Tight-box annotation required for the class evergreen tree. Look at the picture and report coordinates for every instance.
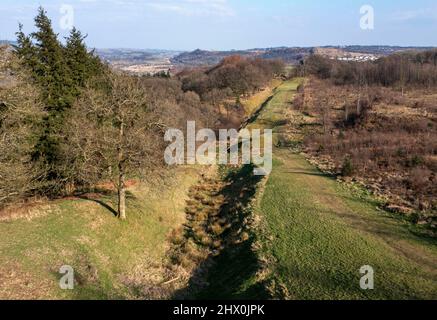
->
[65,27,89,91]
[15,7,105,195]
[64,28,106,95]
[15,23,37,68]
[31,6,74,112]
[27,7,74,192]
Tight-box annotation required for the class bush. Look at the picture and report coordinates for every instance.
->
[341,157,355,176]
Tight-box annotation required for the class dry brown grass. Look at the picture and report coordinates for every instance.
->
[0,261,54,300]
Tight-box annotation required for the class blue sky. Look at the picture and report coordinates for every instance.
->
[1,0,436,50]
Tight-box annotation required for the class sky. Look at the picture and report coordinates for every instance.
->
[0,0,436,50]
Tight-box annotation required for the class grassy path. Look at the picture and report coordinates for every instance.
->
[254,80,437,299]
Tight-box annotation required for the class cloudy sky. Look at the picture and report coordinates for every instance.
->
[0,0,436,50]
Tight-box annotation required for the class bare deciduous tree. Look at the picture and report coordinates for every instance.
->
[0,48,45,208]
[67,73,165,219]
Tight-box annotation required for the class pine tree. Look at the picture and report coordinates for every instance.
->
[31,6,74,112]
[65,27,89,92]
[28,7,74,193]
[64,27,106,95]
[15,7,105,195]
[15,23,37,68]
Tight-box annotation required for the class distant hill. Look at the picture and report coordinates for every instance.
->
[171,47,314,66]
[339,45,436,55]
[171,46,437,66]
[95,48,182,65]
[171,49,257,66]
[0,40,17,46]
[260,47,314,62]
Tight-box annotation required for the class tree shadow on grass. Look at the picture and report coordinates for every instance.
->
[174,164,271,300]
[76,190,136,218]
[284,169,335,178]
[77,196,118,217]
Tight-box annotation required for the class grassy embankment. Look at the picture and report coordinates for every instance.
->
[0,166,201,299]
[241,79,282,116]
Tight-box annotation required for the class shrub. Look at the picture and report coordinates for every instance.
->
[341,157,355,176]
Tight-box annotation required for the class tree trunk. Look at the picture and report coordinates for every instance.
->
[357,92,361,115]
[118,172,126,220]
[344,103,349,122]
[117,120,126,220]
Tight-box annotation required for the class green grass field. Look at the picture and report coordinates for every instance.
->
[252,80,437,299]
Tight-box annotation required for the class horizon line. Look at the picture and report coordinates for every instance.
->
[2,40,436,52]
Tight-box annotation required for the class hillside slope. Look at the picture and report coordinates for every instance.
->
[0,166,202,299]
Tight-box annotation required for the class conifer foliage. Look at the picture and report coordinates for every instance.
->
[15,7,104,195]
